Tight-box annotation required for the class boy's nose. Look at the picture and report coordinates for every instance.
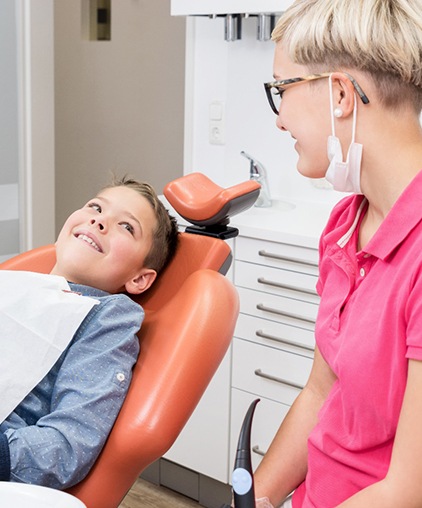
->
[90,218,105,231]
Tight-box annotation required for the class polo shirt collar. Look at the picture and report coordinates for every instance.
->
[337,170,422,261]
[366,170,422,260]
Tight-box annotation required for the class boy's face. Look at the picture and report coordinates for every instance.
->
[51,186,158,294]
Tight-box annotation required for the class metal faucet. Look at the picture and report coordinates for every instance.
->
[241,151,272,207]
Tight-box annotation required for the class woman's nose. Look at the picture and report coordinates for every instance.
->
[276,114,286,131]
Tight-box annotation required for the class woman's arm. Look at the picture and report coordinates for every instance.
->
[337,358,422,508]
[254,346,337,507]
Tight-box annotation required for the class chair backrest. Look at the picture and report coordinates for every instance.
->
[0,233,239,508]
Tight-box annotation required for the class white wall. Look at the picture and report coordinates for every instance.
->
[54,0,186,234]
[185,16,344,207]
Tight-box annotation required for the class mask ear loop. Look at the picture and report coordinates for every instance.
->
[328,74,336,136]
[351,92,357,143]
[329,74,358,142]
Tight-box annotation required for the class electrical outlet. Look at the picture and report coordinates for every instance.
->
[209,101,225,145]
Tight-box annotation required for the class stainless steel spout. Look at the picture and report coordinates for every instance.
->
[241,151,272,208]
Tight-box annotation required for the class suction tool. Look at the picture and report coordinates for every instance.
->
[232,398,260,508]
[221,399,260,508]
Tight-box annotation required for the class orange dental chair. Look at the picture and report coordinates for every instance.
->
[0,173,260,508]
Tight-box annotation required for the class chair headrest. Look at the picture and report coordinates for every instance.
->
[164,173,260,228]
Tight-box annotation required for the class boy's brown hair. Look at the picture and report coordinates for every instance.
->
[106,176,179,275]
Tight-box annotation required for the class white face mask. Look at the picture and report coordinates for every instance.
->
[325,75,363,194]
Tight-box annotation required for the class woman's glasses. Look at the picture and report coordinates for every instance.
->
[264,72,370,115]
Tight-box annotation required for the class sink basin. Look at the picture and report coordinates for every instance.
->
[245,199,296,215]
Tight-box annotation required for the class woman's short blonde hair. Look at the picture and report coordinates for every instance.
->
[272,0,422,110]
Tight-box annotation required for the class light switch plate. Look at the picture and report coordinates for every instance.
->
[209,101,225,145]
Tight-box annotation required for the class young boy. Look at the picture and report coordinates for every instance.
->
[0,176,179,489]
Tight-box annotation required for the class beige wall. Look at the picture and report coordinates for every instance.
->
[54,0,185,234]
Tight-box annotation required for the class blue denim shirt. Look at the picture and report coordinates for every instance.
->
[0,283,142,489]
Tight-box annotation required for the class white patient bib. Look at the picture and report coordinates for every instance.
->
[0,271,99,422]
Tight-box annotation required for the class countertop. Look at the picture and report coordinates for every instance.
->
[231,196,338,249]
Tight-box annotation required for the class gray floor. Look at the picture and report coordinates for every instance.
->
[119,477,204,508]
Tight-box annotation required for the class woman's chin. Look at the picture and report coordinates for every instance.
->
[296,159,327,180]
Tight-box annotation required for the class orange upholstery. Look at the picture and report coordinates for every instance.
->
[0,244,57,274]
[164,172,260,226]
[0,234,239,508]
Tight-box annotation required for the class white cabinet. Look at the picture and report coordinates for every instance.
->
[171,0,292,16]
[232,339,312,406]
[229,236,318,472]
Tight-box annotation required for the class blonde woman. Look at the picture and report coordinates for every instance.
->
[255,1,422,507]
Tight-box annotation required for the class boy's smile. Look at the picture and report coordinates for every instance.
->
[74,231,103,252]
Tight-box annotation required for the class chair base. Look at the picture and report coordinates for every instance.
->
[185,225,239,240]
[141,458,232,508]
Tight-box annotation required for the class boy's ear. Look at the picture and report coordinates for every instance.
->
[125,268,157,295]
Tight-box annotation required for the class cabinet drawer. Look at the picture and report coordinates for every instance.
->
[235,260,319,303]
[229,389,289,473]
[238,287,318,330]
[236,237,318,276]
[232,339,312,405]
[235,313,315,356]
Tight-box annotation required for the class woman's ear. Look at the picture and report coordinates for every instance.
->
[330,72,356,118]
[125,268,157,295]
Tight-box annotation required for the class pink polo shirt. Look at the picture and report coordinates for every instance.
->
[293,170,422,507]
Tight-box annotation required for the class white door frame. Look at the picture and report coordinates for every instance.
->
[16,0,55,251]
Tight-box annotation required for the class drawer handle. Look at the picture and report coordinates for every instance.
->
[257,277,318,296]
[252,445,266,457]
[256,330,314,352]
[258,250,318,268]
[254,368,305,390]
[256,303,316,325]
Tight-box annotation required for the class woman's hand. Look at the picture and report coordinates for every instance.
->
[256,497,275,508]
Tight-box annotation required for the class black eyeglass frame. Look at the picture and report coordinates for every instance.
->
[264,72,370,115]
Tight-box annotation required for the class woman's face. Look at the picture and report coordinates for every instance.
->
[272,43,332,179]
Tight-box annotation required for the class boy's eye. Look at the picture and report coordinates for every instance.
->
[121,222,134,235]
[88,202,102,213]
